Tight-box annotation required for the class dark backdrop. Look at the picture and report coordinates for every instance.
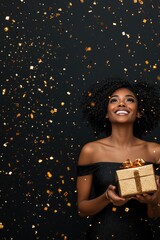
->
[1,0,160,239]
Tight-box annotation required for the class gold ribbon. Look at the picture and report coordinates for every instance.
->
[134,170,142,194]
[122,158,145,169]
[122,158,145,194]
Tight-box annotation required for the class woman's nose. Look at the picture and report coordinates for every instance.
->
[118,101,125,107]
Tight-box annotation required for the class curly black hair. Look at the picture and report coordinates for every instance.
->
[81,77,160,137]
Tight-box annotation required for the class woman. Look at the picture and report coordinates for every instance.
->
[77,78,160,240]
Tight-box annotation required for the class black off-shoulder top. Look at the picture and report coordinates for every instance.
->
[77,162,160,240]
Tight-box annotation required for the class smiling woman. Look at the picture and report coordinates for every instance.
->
[106,88,139,125]
[77,77,160,240]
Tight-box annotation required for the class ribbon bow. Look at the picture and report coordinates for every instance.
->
[122,158,146,169]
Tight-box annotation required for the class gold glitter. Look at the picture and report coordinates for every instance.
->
[112,207,117,212]
[153,64,157,69]
[64,192,68,197]
[47,171,52,178]
[38,159,43,163]
[0,223,4,229]
[46,190,53,196]
[125,207,130,212]
[38,58,43,63]
[67,202,71,207]
[5,16,10,20]
[4,27,9,32]
[61,102,65,106]
[55,13,60,17]
[50,108,58,114]
[138,0,144,4]
[85,46,92,52]
[2,89,6,95]
[90,102,95,107]
[16,113,21,118]
[58,188,62,193]
[30,113,34,119]
[86,64,92,69]
[145,60,149,65]
[88,91,92,97]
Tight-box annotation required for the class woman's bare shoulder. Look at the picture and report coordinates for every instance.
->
[146,141,160,163]
[78,140,104,165]
[146,141,160,149]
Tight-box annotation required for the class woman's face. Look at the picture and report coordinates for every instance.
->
[106,88,139,123]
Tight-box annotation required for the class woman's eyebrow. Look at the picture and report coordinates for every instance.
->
[110,94,135,98]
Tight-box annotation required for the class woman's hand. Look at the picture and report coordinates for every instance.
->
[134,176,160,218]
[105,185,131,206]
[134,176,160,206]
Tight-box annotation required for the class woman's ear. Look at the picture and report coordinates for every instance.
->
[106,113,109,118]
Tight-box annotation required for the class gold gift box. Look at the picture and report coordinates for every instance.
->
[116,164,157,197]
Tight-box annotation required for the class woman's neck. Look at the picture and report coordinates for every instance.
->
[108,124,138,148]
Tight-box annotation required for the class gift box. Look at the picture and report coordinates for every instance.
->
[116,162,157,197]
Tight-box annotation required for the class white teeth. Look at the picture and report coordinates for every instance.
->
[116,110,128,115]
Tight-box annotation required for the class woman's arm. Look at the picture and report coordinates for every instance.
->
[77,143,127,216]
[77,143,110,216]
[77,174,110,216]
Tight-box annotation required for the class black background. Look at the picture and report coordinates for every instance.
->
[1,0,160,239]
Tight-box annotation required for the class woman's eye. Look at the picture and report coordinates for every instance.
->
[109,98,117,103]
[126,98,135,102]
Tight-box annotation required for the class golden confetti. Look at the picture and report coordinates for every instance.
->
[67,202,71,207]
[86,65,92,69]
[44,206,48,211]
[38,58,43,63]
[38,159,43,163]
[4,27,9,32]
[61,102,65,106]
[46,190,53,196]
[64,192,68,197]
[112,207,117,212]
[5,16,10,20]
[0,223,4,229]
[88,91,92,97]
[16,113,21,118]
[47,171,52,178]
[55,13,60,17]
[30,113,34,119]
[85,46,92,52]
[50,108,58,114]
[90,101,95,107]
[153,64,157,69]
[125,207,130,212]
[66,166,70,171]
[145,60,149,65]
[2,89,6,95]
[58,188,62,193]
